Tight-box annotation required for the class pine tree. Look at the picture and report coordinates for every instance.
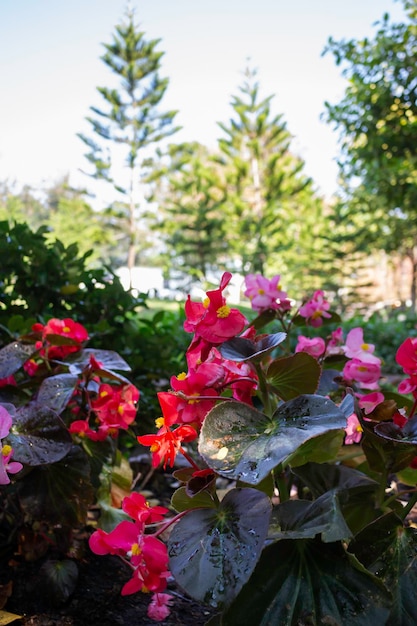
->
[78,10,179,281]
[217,67,323,278]
[149,142,230,283]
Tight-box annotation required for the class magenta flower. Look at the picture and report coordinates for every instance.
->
[244,274,289,312]
[343,328,380,364]
[295,335,326,358]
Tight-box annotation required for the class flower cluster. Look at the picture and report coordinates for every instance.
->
[138,273,258,468]
[89,492,172,619]
[24,317,89,375]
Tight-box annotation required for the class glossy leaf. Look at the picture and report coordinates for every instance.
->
[7,403,72,466]
[17,445,94,526]
[199,395,347,484]
[0,341,36,378]
[361,430,417,474]
[375,415,417,444]
[68,349,131,372]
[269,491,352,543]
[36,373,79,415]
[219,333,286,363]
[266,352,321,400]
[222,539,390,625]
[168,488,271,608]
[348,513,417,626]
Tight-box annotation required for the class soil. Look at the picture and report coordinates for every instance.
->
[4,552,217,626]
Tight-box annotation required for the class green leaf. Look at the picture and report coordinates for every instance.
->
[269,491,352,542]
[285,429,345,467]
[361,430,417,474]
[222,539,390,625]
[168,488,271,608]
[219,333,286,363]
[8,403,72,466]
[348,513,417,626]
[39,559,78,604]
[0,341,36,378]
[171,486,218,512]
[266,352,321,400]
[292,462,380,535]
[17,445,94,526]
[36,374,79,415]
[199,396,347,484]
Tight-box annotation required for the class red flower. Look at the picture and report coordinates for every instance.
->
[122,492,169,526]
[396,337,417,375]
[184,272,247,349]
[31,317,89,361]
[91,383,139,430]
[138,424,197,469]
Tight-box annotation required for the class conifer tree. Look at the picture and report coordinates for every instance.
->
[78,10,179,279]
[149,142,229,282]
[217,67,323,277]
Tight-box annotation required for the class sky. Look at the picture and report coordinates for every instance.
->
[0,0,408,201]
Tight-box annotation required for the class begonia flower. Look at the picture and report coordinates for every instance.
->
[0,406,23,484]
[344,413,363,445]
[396,337,417,375]
[343,358,381,389]
[184,272,248,348]
[138,424,197,469]
[326,327,344,356]
[244,274,290,312]
[298,290,332,327]
[147,592,174,621]
[91,383,139,431]
[358,391,385,414]
[122,492,169,527]
[343,328,380,364]
[295,335,326,358]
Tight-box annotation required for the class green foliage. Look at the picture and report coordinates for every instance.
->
[0,220,144,339]
[324,0,417,307]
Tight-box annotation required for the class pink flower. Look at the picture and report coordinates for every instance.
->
[147,592,174,621]
[298,290,331,327]
[343,359,381,389]
[343,328,380,364]
[0,406,23,485]
[326,327,344,356]
[137,423,198,469]
[295,335,326,358]
[344,413,363,445]
[358,391,385,414]
[244,274,289,312]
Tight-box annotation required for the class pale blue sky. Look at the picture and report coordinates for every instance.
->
[0,0,407,199]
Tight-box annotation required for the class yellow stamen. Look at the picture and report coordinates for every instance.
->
[176,372,187,381]
[63,326,71,333]
[155,417,165,428]
[203,297,210,308]
[356,424,363,433]
[131,543,142,556]
[258,288,265,295]
[150,442,160,453]
[216,305,231,319]
[1,444,12,457]
[361,343,370,351]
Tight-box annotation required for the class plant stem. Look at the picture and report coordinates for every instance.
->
[276,471,289,502]
[254,362,272,416]
[398,490,417,521]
